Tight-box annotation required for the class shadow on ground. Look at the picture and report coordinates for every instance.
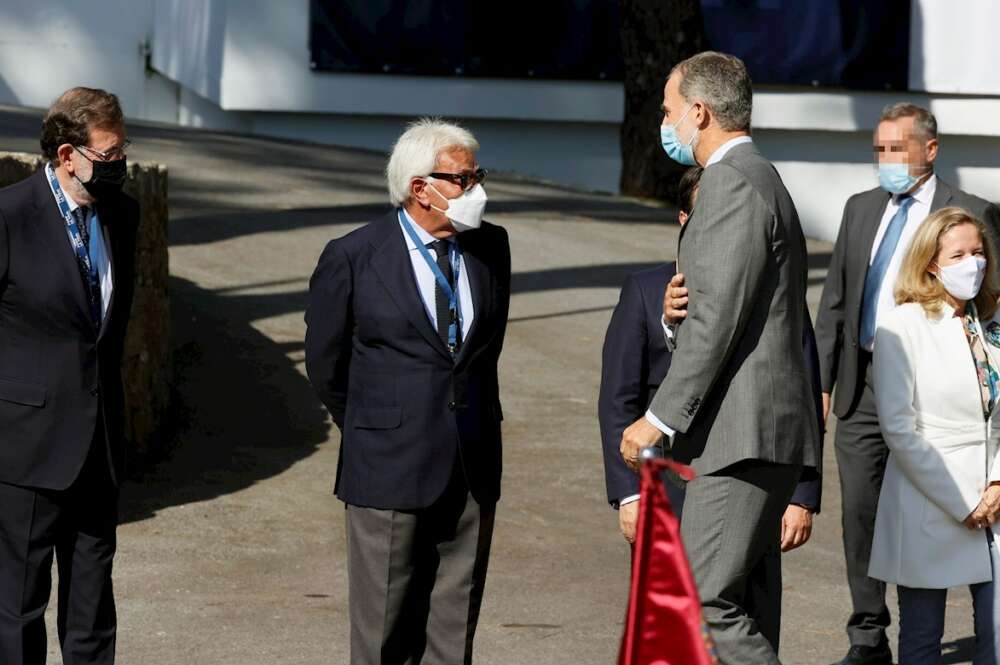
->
[119,275,329,524]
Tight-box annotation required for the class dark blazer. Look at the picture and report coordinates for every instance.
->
[305,210,511,510]
[598,262,824,512]
[0,169,138,490]
[815,177,1000,419]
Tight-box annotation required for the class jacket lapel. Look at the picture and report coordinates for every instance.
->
[33,171,93,326]
[370,213,453,361]
[850,192,892,309]
[95,201,117,340]
[456,231,492,363]
[930,177,954,212]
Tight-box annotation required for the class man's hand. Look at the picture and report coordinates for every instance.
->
[662,273,688,326]
[619,501,639,544]
[620,417,664,471]
[780,504,813,552]
[821,392,831,426]
[964,483,1000,530]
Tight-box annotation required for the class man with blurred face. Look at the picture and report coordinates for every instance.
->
[0,87,139,665]
[305,118,511,664]
[816,103,1000,665]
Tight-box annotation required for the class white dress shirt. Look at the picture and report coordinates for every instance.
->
[45,164,113,320]
[864,174,937,351]
[398,208,475,340]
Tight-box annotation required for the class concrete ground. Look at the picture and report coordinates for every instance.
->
[0,105,980,664]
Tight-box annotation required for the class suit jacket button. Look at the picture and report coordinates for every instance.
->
[448,401,457,411]
[90,387,99,397]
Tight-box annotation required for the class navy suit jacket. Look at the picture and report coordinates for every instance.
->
[0,169,138,490]
[305,210,511,510]
[598,262,824,511]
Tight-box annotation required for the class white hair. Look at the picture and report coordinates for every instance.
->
[386,118,480,206]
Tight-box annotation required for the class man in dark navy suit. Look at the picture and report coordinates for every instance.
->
[305,119,510,665]
[0,87,138,665]
[599,166,824,549]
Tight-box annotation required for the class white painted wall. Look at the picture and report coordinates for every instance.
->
[910,0,1000,94]
[249,112,621,195]
[2,0,1000,243]
[0,1,155,113]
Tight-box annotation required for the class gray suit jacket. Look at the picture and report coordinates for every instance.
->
[814,177,1000,419]
[648,142,819,475]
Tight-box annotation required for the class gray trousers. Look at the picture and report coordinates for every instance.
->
[667,469,781,649]
[345,473,495,665]
[835,363,892,647]
[680,460,801,665]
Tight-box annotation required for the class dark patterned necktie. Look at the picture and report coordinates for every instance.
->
[74,206,91,251]
[429,240,461,353]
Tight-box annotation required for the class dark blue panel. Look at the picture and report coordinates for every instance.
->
[309,0,623,81]
[700,0,910,90]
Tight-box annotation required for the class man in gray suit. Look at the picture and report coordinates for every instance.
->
[621,51,818,664]
[815,103,1000,665]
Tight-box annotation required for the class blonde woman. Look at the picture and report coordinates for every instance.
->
[870,207,1000,663]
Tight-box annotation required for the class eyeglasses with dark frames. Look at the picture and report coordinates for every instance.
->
[75,139,132,162]
[428,168,488,191]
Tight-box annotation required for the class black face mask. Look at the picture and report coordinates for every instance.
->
[75,154,127,200]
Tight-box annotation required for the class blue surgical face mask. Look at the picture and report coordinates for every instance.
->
[660,105,699,166]
[877,162,919,195]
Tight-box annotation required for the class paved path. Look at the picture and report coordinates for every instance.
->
[0,105,978,664]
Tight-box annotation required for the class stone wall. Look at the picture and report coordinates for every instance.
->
[0,152,171,454]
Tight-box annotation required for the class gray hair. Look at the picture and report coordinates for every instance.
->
[386,118,480,206]
[878,103,938,140]
[670,51,753,132]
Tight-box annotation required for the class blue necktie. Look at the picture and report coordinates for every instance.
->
[73,206,101,326]
[859,195,916,348]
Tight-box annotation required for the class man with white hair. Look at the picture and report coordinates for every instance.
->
[305,118,510,664]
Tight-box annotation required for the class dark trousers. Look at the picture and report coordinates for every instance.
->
[345,468,495,665]
[835,362,891,648]
[680,460,802,665]
[0,428,119,665]
[896,530,1000,664]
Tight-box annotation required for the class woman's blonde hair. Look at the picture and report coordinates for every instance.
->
[895,206,1000,318]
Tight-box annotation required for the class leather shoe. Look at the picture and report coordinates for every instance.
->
[830,643,893,665]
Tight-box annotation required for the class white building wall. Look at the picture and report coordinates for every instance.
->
[0,1,155,113]
[1,0,999,243]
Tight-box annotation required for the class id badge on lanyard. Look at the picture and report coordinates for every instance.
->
[398,209,462,352]
[46,164,101,324]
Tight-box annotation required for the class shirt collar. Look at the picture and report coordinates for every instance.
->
[706,136,754,166]
[903,173,937,206]
[399,207,452,250]
[44,162,83,213]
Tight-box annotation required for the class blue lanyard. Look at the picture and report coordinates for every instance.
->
[46,164,101,324]
[398,209,462,352]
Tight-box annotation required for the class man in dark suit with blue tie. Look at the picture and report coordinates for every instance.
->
[599,165,824,652]
[305,119,510,665]
[0,87,138,665]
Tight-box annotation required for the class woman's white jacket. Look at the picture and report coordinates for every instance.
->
[869,301,1000,589]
